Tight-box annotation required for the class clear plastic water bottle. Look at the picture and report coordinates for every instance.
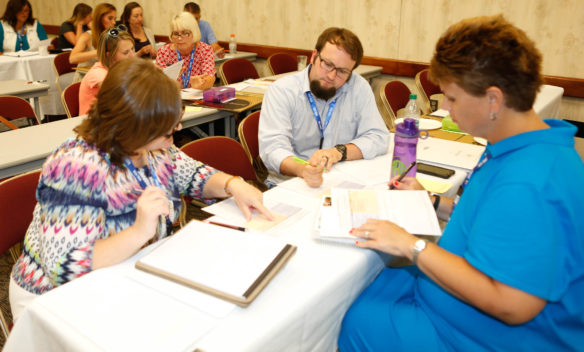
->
[391,118,419,178]
[229,34,237,54]
[404,94,421,128]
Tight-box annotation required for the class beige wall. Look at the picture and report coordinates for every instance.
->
[2,0,583,156]
[15,0,583,79]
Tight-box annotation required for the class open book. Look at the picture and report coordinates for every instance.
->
[136,220,296,307]
[314,189,441,243]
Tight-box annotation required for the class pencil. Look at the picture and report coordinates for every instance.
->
[208,221,246,232]
[390,161,417,190]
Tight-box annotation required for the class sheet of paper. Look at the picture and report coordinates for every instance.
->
[334,153,393,186]
[181,88,203,100]
[277,170,366,198]
[163,60,183,81]
[185,106,202,113]
[417,137,485,170]
[4,50,38,57]
[428,109,449,118]
[316,189,441,243]
[203,198,303,232]
[138,221,290,298]
[417,177,452,194]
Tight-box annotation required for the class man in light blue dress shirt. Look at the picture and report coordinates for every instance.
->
[259,27,389,187]
[184,2,225,58]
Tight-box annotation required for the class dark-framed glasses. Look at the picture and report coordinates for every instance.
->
[171,30,192,39]
[316,52,352,80]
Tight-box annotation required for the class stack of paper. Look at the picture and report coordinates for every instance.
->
[314,189,441,244]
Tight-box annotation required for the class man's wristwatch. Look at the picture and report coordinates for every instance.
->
[335,144,347,162]
[412,239,428,266]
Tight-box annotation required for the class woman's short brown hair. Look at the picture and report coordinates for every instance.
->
[430,14,543,112]
[315,27,363,69]
[75,58,182,166]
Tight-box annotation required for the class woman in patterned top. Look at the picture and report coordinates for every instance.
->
[156,11,215,90]
[9,58,272,321]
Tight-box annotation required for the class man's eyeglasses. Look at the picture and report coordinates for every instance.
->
[316,53,352,80]
[105,24,127,48]
[171,30,192,39]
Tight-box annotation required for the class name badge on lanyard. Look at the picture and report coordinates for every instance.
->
[305,91,338,149]
[176,46,196,89]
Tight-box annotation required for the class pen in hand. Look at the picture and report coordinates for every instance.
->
[389,161,416,190]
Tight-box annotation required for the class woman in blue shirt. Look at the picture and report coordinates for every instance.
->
[0,0,47,53]
[338,15,584,351]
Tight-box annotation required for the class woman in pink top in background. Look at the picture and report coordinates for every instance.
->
[78,25,134,115]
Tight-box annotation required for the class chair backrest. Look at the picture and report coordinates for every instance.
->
[62,82,81,118]
[0,170,40,256]
[53,52,76,95]
[180,136,257,181]
[379,80,411,130]
[219,58,260,85]
[238,111,268,182]
[415,69,441,114]
[0,96,39,125]
[53,52,74,76]
[267,53,297,75]
[50,37,59,49]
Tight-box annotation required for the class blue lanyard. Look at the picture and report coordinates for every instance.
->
[16,25,25,50]
[305,91,338,149]
[176,46,196,89]
[123,156,173,238]
[453,150,491,210]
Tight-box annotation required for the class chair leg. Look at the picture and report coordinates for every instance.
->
[0,311,10,340]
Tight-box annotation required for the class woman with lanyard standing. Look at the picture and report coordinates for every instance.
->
[9,58,272,322]
[156,11,215,90]
[0,0,48,54]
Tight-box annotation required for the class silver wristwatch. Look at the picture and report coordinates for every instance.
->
[412,239,428,266]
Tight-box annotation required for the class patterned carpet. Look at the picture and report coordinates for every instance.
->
[0,201,212,349]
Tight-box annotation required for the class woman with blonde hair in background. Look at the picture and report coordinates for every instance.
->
[78,25,134,115]
[156,12,215,90]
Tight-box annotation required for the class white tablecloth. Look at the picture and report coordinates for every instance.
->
[0,53,63,117]
[534,84,564,119]
[4,136,479,351]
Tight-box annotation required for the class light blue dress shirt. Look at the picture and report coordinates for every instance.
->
[198,20,217,45]
[259,65,389,182]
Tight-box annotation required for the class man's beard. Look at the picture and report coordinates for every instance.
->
[310,80,336,100]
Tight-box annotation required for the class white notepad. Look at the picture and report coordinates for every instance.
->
[136,220,296,307]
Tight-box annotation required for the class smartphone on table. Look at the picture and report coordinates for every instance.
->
[417,162,455,179]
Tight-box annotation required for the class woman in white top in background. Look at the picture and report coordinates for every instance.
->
[0,0,47,54]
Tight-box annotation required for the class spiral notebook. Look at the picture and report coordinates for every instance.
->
[136,220,296,307]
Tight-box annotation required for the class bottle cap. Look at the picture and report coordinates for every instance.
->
[395,117,419,137]
[409,94,417,99]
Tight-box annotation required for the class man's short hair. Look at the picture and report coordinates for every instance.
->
[184,2,200,14]
[315,27,363,69]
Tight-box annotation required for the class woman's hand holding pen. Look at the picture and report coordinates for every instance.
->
[226,177,274,222]
[133,186,170,241]
[388,175,425,191]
